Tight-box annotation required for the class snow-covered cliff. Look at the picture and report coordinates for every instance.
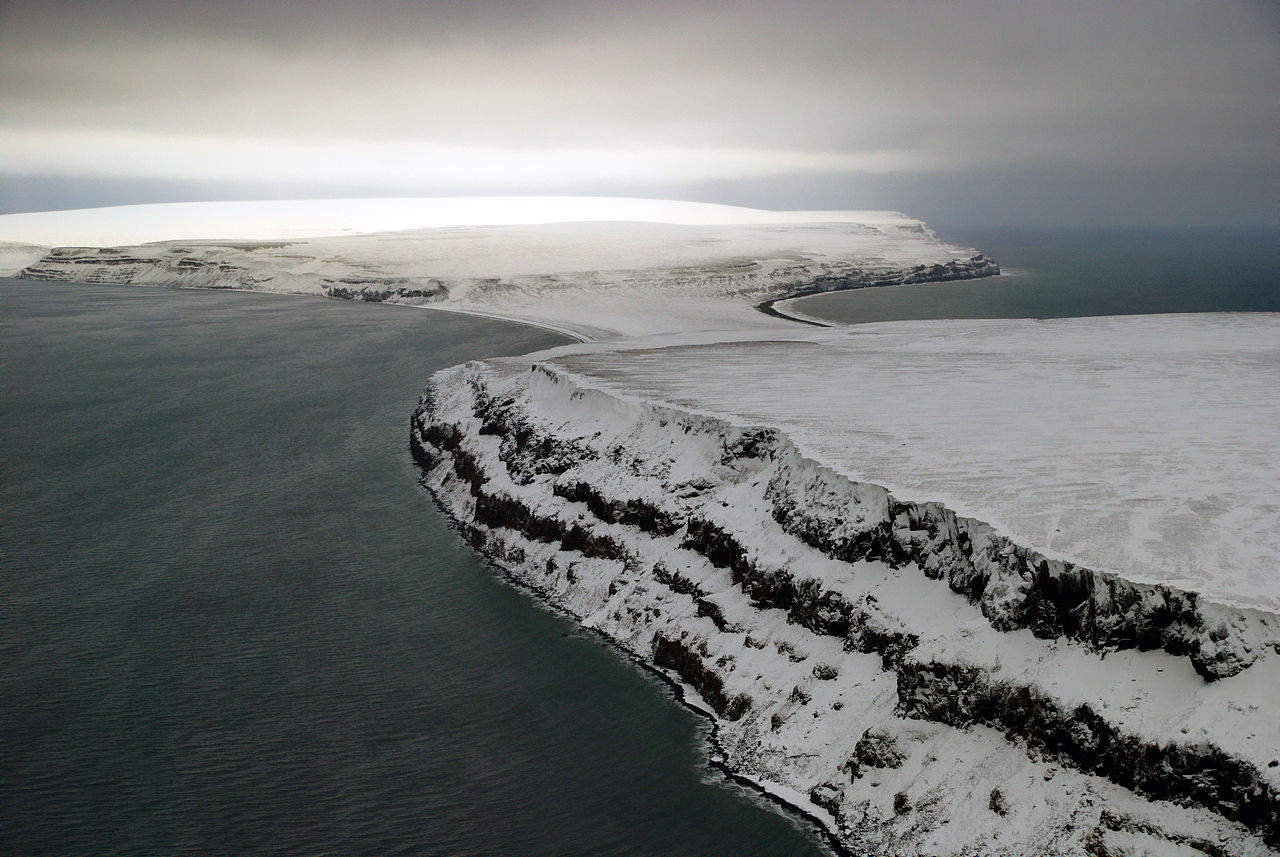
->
[411,359,1279,856]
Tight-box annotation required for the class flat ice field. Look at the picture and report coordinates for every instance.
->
[544,312,1280,612]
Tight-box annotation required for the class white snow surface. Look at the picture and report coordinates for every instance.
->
[0,243,46,276]
[0,196,927,246]
[542,313,1280,612]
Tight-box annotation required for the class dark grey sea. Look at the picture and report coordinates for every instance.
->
[788,227,1278,324]
[0,281,827,855]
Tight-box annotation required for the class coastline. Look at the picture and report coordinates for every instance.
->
[756,264,1004,327]
[0,275,902,853]
[753,294,831,327]
[15,214,1276,853]
[0,276,855,848]
[424,482,849,855]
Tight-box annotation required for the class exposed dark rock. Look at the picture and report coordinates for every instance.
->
[470,392,597,482]
[812,662,839,680]
[844,601,920,671]
[651,561,705,598]
[758,253,1001,312]
[554,480,683,536]
[652,632,752,721]
[682,517,856,637]
[720,427,781,464]
[472,491,628,561]
[695,596,738,632]
[809,782,847,824]
[324,281,446,303]
[849,729,907,778]
[765,451,1258,680]
[897,659,1280,844]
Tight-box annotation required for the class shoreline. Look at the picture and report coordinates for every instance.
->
[754,267,1004,327]
[15,212,1278,854]
[0,276,593,349]
[416,480,850,857]
[13,271,1278,853]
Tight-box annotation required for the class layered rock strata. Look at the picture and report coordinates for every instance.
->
[412,361,1279,856]
[16,245,450,304]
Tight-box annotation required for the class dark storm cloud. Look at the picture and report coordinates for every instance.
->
[1,0,1276,223]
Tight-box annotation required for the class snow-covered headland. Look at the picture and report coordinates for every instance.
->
[6,198,1276,854]
[412,327,1279,855]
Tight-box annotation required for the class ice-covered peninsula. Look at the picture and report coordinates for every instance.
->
[6,198,1276,854]
[1,197,996,339]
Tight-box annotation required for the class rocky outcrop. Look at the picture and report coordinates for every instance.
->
[897,659,1280,843]
[323,278,448,303]
[755,253,999,320]
[18,246,258,288]
[409,361,1280,855]
[768,459,1261,680]
[652,632,753,721]
[794,253,999,297]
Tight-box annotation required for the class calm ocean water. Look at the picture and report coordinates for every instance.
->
[788,227,1279,324]
[1,281,828,856]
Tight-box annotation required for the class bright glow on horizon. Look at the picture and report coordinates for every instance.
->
[0,129,926,193]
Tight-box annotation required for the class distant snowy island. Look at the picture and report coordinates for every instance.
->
[0,197,996,340]
[4,198,1275,855]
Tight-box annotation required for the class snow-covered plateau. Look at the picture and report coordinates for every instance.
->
[6,198,1276,854]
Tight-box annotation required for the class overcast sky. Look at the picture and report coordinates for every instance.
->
[1,0,1276,227]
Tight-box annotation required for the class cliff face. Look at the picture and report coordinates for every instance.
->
[411,361,1279,856]
[16,245,450,305]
